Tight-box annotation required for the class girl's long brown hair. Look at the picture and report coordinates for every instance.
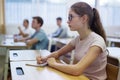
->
[71,2,106,42]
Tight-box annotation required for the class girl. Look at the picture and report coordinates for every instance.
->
[37,2,107,80]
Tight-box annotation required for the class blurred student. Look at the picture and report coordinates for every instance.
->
[15,16,49,50]
[52,17,68,38]
[18,19,31,38]
[37,2,107,80]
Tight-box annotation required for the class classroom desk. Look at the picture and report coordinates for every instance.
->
[107,47,120,80]
[56,38,72,45]
[10,61,89,80]
[0,35,26,80]
[54,38,74,64]
[55,38,73,49]
[107,47,120,58]
[0,39,27,49]
[0,35,27,49]
[107,38,120,47]
[49,37,72,47]
[48,37,73,52]
[9,50,51,62]
[107,47,120,66]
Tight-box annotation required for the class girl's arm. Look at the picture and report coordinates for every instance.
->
[47,46,102,76]
[37,43,74,64]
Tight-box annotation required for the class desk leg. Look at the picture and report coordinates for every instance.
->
[3,64,9,80]
[0,56,5,80]
[4,49,9,80]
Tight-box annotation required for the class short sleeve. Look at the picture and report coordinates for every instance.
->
[90,37,106,52]
[34,32,45,42]
[69,36,79,47]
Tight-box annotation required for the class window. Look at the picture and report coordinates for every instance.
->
[99,0,120,26]
[5,0,67,25]
[6,0,32,3]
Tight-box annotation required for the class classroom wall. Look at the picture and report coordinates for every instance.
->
[104,26,120,37]
[5,24,20,35]
[5,23,78,37]
[5,25,120,38]
[5,24,35,35]
[5,24,58,35]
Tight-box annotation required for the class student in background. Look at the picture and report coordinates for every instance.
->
[18,19,31,38]
[37,2,107,80]
[15,16,49,50]
[52,17,68,38]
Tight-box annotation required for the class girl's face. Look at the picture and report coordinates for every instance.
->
[67,9,84,31]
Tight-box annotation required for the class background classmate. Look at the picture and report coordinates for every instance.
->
[52,17,68,38]
[15,16,49,50]
[37,2,107,80]
[18,19,31,38]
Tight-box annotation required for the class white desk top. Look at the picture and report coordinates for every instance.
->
[57,38,73,45]
[0,35,27,49]
[1,41,26,46]
[9,50,50,62]
[49,37,73,45]
[107,47,120,58]
[107,38,120,43]
[10,61,89,80]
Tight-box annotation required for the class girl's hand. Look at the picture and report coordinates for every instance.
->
[47,58,56,66]
[36,56,47,64]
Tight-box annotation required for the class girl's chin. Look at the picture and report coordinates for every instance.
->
[69,26,75,31]
[70,29,76,31]
[70,28,75,31]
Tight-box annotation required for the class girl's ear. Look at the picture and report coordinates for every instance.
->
[81,14,88,24]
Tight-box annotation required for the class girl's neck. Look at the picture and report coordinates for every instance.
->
[78,29,92,40]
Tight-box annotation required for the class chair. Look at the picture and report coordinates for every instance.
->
[48,37,52,52]
[106,56,120,80]
[106,63,118,80]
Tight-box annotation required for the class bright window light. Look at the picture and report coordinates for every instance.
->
[48,0,67,3]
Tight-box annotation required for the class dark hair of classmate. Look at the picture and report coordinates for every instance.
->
[56,17,62,21]
[33,16,44,26]
[71,2,106,42]
[24,19,29,24]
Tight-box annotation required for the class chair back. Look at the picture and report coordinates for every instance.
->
[106,56,120,80]
[106,63,119,80]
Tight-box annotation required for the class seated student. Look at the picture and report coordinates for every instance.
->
[15,16,49,50]
[52,17,68,38]
[18,19,31,38]
[37,2,107,80]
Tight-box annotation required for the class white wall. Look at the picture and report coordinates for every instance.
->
[5,24,59,35]
[5,24,19,35]
[104,26,120,37]
[5,24,35,35]
[5,23,78,38]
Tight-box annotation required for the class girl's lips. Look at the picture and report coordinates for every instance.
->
[68,25,71,28]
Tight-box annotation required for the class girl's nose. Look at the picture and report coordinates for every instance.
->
[67,20,70,24]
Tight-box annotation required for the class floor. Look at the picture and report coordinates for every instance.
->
[0,56,5,80]
[0,55,11,80]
